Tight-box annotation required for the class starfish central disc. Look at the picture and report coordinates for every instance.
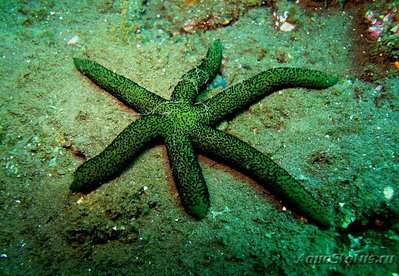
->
[161,102,200,134]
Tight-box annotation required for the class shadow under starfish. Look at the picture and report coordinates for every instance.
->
[71,39,338,229]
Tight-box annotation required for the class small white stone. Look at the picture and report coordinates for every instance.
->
[76,197,84,204]
[280,21,296,32]
[66,35,78,45]
[383,186,394,200]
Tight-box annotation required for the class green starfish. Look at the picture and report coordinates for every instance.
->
[71,39,338,228]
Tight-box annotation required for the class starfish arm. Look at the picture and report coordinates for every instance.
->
[71,115,166,192]
[170,39,222,103]
[191,124,333,228]
[165,133,210,219]
[201,68,338,125]
[73,58,167,114]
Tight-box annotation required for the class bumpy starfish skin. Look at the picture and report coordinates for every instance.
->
[71,39,338,228]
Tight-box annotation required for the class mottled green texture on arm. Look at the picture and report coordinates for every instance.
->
[203,68,338,125]
[71,115,166,192]
[191,124,332,228]
[71,40,338,228]
[165,133,209,219]
[73,58,167,114]
[171,39,222,102]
